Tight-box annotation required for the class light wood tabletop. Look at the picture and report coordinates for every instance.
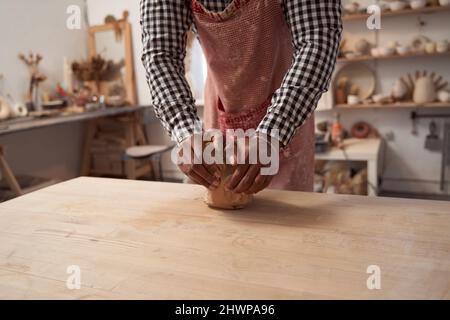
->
[0,177,449,300]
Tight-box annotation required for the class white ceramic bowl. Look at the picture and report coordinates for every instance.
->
[410,0,427,10]
[396,45,411,56]
[425,42,437,54]
[436,40,449,53]
[347,95,360,105]
[372,94,391,104]
[438,90,450,103]
[379,47,396,57]
[390,1,407,11]
[371,48,380,57]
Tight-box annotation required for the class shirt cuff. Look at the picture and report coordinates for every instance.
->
[172,115,203,145]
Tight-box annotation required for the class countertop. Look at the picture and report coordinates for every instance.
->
[0,177,449,299]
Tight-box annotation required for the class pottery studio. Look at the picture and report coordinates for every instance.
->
[0,0,449,302]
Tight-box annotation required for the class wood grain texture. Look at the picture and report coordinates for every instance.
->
[0,177,449,300]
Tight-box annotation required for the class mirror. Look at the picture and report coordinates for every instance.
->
[87,11,136,106]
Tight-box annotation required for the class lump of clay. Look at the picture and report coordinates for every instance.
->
[204,165,253,210]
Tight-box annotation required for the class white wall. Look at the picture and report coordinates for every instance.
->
[0,0,87,104]
[0,0,88,181]
[317,1,450,194]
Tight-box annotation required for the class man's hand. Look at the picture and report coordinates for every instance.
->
[225,135,277,195]
[177,134,221,190]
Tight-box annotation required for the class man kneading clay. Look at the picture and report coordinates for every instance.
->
[140,0,342,194]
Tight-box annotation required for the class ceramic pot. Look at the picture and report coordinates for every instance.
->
[396,45,411,56]
[392,79,409,101]
[344,2,360,14]
[425,42,437,54]
[354,39,371,56]
[390,1,407,11]
[11,103,28,117]
[335,88,347,105]
[379,47,396,57]
[347,95,360,105]
[0,96,11,120]
[371,48,380,57]
[436,40,449,53]
[437,90,450,103]
[413,76,437,104]
[410,0,427,9]
[372,94,391,104]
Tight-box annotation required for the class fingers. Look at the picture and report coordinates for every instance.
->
[177,135,223,190]
[234,164,261,194]
[245,174,273,194]
[204,163,222,180]
[190,170,219,190]
[193,164,220,187]
[225,164,250,191]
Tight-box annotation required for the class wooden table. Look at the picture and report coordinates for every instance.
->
[0,177,449,299]
[316,138,384,196]
[0,106,149,197]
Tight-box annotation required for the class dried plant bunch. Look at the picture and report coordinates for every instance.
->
[18,52,46,80]
[18,51,47,100]
[72,55,124,82]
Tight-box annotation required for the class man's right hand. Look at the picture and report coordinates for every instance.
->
[177,134,222,190]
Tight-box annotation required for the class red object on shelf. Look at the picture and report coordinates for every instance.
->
[331,114,343,147]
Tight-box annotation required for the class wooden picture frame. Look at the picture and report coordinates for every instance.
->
[87,19,137,106]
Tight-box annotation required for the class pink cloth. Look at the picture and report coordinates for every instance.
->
[193,0,315,192]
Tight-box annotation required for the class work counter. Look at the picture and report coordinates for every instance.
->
[0,177,449,299]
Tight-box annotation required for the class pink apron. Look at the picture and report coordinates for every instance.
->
[192,0,315,192]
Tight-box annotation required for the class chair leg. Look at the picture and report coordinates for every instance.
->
[158,156,164,182]
[0,146,23,197]
[80,120,97,176]
[124,122,137,180]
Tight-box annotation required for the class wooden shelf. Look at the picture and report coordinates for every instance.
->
[338,51,450,63]
[334,102,450,109]
[343,5,450,21]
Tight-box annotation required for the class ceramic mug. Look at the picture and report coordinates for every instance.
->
[436,40,449,53]
[347,95,360,105]
[425,42,437,54]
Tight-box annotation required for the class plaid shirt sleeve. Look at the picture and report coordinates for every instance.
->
[140,0,202,144]
[257,0,343,147]
[140,0,342,146]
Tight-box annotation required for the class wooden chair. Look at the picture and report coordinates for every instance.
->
[125,145,174,181]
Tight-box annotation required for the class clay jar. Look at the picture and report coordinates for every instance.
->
[391,79,409,101]
[413,76,437,104]
[354,39,371,56]
[436,40,449,53]
[0,96,12,120]
[438,90,450,103]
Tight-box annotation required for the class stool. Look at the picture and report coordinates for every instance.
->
[125,145,174,181]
